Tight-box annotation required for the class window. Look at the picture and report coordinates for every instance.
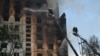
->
[37,53,42,56]
[37,25,42,32]
[3,15,9,21]
[37,25,42,40]
[26,29,31,32]
[37,40,42,49]
[26,53,31,56]
[26,34,31,37]
[26,38,31,41]
[14,3,21,14]
[14,6,21,15]
[26,43,31,46]
[37,32,42,40]
[26,25,31,29]
[3,0,10,13]
[15,15,20,21]
[26,48,31,51]
[48,44,53,50]
[14,0,21,14]
[1,43,7,48]
[26,17,31,25]
[14,53,19,56]
[26,17,31,21]
[37,17,42,23]
[26,21,31,24]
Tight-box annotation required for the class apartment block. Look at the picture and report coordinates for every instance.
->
[0,0,67,56]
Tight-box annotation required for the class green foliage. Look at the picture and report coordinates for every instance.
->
[0,25,10,41]
[0,24,21,56]
[0,24,20,42]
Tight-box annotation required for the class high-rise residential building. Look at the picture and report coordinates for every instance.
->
[0,0,67,56]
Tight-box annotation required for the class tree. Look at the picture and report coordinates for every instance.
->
[0,24,21,56]
[0,25,10,56]
[82,35,100,56]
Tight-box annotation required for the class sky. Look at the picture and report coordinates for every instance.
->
[59,0,100,56]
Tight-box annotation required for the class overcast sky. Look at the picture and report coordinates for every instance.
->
[59,0,100,56]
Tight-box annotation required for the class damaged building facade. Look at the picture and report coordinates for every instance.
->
[0,0,68,56]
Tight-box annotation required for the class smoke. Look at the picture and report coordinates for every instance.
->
[47,0,58,9]
[59,0,84,15]
[58,38,68,56]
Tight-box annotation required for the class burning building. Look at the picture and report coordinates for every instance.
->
[0,0,67,56]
